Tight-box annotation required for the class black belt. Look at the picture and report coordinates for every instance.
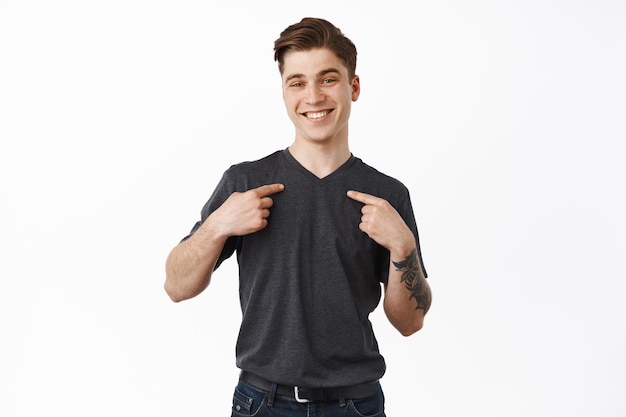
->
[239,371,377,403]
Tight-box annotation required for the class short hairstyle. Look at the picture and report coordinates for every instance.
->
[274,17,358,79]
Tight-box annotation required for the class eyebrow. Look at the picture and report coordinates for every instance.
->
[284,67,343,83]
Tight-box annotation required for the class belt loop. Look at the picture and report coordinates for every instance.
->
[338,387,346,407]
[267,383,278,407]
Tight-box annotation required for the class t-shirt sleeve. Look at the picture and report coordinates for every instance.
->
[375,188,428,284]
[402,190,428,279]
[180,169,240,270]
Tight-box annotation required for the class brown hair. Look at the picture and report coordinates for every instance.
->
[274,17,357,79]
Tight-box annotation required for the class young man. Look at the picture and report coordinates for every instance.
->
[165,17,431,416]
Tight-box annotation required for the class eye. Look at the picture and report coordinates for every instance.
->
[322,78,335,84]
[289,81,303,88]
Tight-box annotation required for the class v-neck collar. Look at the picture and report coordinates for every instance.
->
[282,148,356,185]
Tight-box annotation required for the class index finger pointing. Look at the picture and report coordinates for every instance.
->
[346,190,382,205]
[254,183,285,197]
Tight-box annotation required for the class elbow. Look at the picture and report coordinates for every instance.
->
[164,282,204,303]
[389,305,426,336]
[164,281,185,303]
[384,301,426,337]
[164,273,210,303]
[163,274,195,303]
[398,318,424,337]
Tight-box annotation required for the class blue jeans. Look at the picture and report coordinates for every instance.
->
[230,378,386,417]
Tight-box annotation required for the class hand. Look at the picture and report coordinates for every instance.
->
[211,183,284,237]
[346,190,415,254]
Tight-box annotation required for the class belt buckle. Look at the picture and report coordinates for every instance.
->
[294,386,311,403]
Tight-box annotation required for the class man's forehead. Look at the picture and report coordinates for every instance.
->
[282,49,348,78]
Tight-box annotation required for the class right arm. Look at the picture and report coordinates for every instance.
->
[164,183,284,302]
[164,217,228,302]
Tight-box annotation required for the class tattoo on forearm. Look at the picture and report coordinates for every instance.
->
[393,248,431,313]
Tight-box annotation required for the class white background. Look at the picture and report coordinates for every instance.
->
[1,1,625,416]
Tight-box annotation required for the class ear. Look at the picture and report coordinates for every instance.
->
[351,75,361,101]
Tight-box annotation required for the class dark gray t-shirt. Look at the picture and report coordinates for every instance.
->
[185,149,427,388]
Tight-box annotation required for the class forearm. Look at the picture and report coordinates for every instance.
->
[165,183,283,302]
[383,247,432,336]
[164,219,228,302]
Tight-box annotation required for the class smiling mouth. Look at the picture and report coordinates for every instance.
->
[302,109,333,119]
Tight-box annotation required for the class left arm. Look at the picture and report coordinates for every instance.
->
[347,190,432,336]
[385,246,431,336]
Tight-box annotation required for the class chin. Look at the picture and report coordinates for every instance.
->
[306,134,334,143]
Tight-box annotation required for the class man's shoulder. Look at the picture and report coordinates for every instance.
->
[226,149,285,172]
[352,156,407,190]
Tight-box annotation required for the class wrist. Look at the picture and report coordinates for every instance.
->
[389,235,416,260]
[197,215,230,242]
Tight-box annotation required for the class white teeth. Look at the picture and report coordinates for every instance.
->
[306,111,328,119]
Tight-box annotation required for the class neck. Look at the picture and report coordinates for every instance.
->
[288,141,351,179]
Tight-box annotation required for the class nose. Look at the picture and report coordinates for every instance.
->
[305,84,324,104]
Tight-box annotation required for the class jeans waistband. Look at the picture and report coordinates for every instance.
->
[239,371,377,403]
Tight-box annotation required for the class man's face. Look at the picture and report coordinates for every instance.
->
[281,48,360,145]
